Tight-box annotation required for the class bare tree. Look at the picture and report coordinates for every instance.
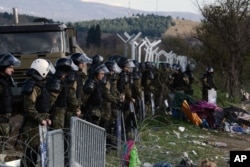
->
[195,0,250,101]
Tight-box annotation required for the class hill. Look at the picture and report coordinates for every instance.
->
[74,14,174,38]
[163,19,200,38]
[0,0,202,22]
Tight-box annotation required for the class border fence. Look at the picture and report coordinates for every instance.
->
[69,117,106,167]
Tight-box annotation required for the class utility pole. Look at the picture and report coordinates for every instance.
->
[128,0,131,17]
[156,0,159,13]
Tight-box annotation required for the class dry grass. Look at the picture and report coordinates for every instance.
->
[163,19,200,38]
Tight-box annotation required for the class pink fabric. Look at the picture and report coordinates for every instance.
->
[190,101,221,128]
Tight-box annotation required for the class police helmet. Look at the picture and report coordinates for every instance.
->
[118,57,135,69]
[108,55,123,64]
[0,53,21,71]
[172,64,182,72]
[55,58,78,72]
[206,66,214,73]
[71,53,92,65]
[30,58,55,78]
[92,54,104,65]
[104,61,122,74]
[145,61,154,69]
[90,63,109,76]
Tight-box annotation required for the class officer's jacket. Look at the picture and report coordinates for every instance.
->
[22,78,50,123]
[0,75,13,114]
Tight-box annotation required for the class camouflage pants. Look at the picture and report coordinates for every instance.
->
[0,123,10,144]
[65,112,74,129]
[52,108,67,129]
[21,121,40,167]
[102,103,112,123]
[0,114,11,141]
[86,107,101,126]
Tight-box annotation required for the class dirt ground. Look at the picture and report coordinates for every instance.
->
[212,131,250,151]
[2,113,250,166]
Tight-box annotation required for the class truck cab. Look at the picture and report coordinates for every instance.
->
[0,18,84,113]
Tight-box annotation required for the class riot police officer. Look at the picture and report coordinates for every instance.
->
[70,52,92,120]
[117,56,135,103]
[46,58,80,129]
[102,61,124,148]
[83,63,109,126]
[141,61,155,116]
[0,53,20,146]
[21,58,55,167]
[201,67,218,103]
[116,56,136,140]
[155,62,172,113]
[131,60,143,119]
[131,60,142,102]
[88,54,104,74]
[184,63,195,95]
[171,64,189,92]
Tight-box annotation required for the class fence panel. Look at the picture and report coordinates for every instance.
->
[70,117,106,167]
[47,129,64,167]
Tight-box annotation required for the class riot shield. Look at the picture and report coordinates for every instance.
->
[39,125,48,167]
[141,90,146,119]
[150,93,156,116]
[116,109,122,158]
[129,102,138,141]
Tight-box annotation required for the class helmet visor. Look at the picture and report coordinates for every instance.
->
[0,53,21,67]
[71,60,79,71]
[112,62,122,74]
[95,64,109,74]
[47,60,56,74]
[80,54,93,64]
[126,59,135,68]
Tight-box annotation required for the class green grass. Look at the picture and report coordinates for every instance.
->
[105,81,240,166]
[106,114,230,167]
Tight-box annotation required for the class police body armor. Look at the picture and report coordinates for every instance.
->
[117,71,129,93]
[84,78,104,124]
[0,77,12,121]
[22,78,50,113]
[68,70,84,100]
[85,79,103,107]
[109,74,119,95]
[54,81,69,108]
[172,73,186,91]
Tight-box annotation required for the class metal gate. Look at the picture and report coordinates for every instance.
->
[69,117,106,167]
[47,129,64,167]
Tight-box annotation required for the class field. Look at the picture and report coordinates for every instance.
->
[1,109,250,167]
[105,114,250,167]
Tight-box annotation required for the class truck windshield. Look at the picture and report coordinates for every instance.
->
[0,31,64,54]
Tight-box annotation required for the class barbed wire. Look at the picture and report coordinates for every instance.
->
[1,115,231,167]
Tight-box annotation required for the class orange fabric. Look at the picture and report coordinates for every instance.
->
[181,100,202,125]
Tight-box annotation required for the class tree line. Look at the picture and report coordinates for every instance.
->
[1,0,250,102]
[73,14,174,38]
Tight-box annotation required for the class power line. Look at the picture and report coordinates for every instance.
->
[156,0,159,12]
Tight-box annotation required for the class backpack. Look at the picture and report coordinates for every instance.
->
[122,140,141,167]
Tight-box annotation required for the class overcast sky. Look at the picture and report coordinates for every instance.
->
[82,0,215,14]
